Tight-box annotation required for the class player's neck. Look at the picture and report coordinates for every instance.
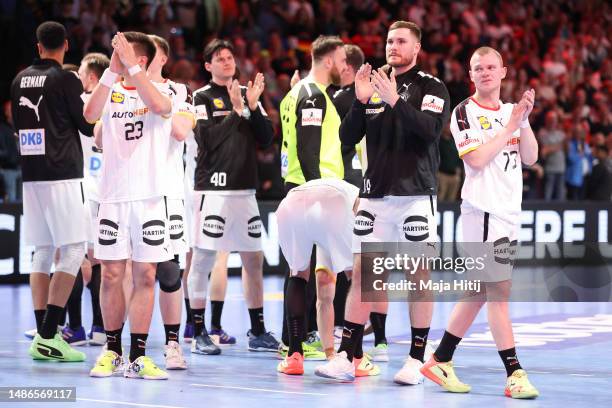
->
[311,67,330,87]
[472,90,501,109]
[148,72,165,83]
[39,51,64,65]
[212,77,232,87]
[392,61,416,76]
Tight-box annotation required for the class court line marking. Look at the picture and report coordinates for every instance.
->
[77,398,185,408]
[190,383,327,396]
[528,370,552,374]
[569,374,594,377]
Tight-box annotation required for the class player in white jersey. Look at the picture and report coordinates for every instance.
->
[84,31,175,380]
[420,47,540,399]
[276,178,359,376]
[147,34,195,370]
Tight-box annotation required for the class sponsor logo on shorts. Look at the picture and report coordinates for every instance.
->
[169,214,184,240]
[202,215,225,238]
[142,220,166,246]
[354,210,375,236]
[403,215,429,241]
[98,219,119,245]
[493,237,517,265]
[247,215,262,238]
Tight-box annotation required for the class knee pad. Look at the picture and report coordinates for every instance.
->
[156,259,182,293]
[188,248,216,300]
[32,246,54,274]
[56,243,87,277]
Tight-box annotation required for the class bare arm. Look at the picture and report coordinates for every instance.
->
[518,89,538,166]
[84,51,121,123]
[94,121,102,148]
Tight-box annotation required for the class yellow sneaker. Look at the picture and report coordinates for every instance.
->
[90,349,124,377]
[354,354,380,377]
[124,356,168,380]
[505,369,539,399]
[420,357,471,393]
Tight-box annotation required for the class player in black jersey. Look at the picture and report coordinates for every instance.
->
[315,21,451,383]
[11,22,92,362]
[190,39,279,353]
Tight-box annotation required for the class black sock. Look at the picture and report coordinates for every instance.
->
[88,264,103,327]
[370,312,387,346]
[34,309,46,333]
[184,298,193,324]
[434,330,462,362]
[105,327,123,355]
[211,300,224,330]
[66,269,83,329]
[354,327,365,359]
[192,308,207,336]
[338,321,364,362]
[333,272,350,326]
[286,277,307,356]
[40,304,65,339]
[248,307,266,336]
[129,333,148,362]
[164,324,180,344]
[498,347,522,376]
[59,307,67,327]
[410,327,430,362]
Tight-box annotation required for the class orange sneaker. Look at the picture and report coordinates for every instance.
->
[354,354,380,377]
[277,352,304,375]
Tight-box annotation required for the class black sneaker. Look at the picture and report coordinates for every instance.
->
[247,330,280,352]
[191,332,221,355]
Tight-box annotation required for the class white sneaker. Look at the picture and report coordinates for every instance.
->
[164,341,187,370]
[314,351,355,382]
[366,343,389,362]
[393,344,434,385]
[24,328,37,339]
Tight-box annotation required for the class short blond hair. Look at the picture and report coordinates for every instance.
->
[470,46,503,67]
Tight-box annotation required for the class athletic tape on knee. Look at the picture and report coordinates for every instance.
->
[188,248,216,300]
[157,260,182,293]
[32,246,54,274]
[56,243,87,276]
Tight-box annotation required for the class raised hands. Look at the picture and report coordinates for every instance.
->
[370,67,399,107]
[246,73,265,111]
[228,79,244,114]
[521,88,535,122]
[355,63,375,104]
[111,32,138,70]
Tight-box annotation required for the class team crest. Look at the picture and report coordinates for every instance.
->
[111,91,125,104]
[369,92,382,104]
[213,98,225,109]
[477,116,491,130]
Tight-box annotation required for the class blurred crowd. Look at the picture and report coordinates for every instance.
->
[1,0,610,202]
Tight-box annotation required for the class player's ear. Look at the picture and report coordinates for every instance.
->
[501,66,507,80]
[36,43,43,56]
[204,61,212,73]
[64,40,68,52]
[413,41,421,55]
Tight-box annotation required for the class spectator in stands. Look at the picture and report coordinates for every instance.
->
[585,145,612,201]
[438,128,462,202]
[539,110,567,200]
[566,123,593,200]
[0,101,20,202]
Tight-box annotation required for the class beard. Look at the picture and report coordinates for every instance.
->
[387,52,415,69]
[330,65,342,86]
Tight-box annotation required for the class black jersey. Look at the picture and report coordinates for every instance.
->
[328,83,362,188]
[340,66,450,198]
[193,81,274,191]
[11,59,94,182]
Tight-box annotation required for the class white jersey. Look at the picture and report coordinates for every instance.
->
[450,97,522,217]
[184,130,197,192]
[80,92,103,202]
[156,79,195,199]
[98,82,173,203]
[291,178,360,210]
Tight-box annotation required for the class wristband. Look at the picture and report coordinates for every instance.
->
[128,64,142,76]
[99,69,118,88]
[519,119,530,129]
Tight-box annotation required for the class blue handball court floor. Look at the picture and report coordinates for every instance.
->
[1,271,612,408]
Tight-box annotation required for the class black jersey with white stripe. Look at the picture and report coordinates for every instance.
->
[192,81,273,191]
[340,65,450,198]
[11,59,94,182]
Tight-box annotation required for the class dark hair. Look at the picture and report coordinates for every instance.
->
[149,34,170,58]
[122,31,156,69]
[388,21,422,42]
[203,39,234,63]
[311,36,344,62]
[82,52,110,79]
[36,21,67,50]
[345,44,364,72]
[62,63,78,72]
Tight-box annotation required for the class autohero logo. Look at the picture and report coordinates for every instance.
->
[493,237,518,265]
[403,215,429,241]
[142,220,165,246]
[98,219,119,245]
[169,215,184,240]
[354,210,375,236]
[203,215,225,238]
[248,215,262,238]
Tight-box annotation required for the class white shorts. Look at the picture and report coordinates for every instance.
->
[94,197,173,263]
[183,188,196,247]
[192,193,262,252]
[277,186,353,274]
[23,180,89,247]
[88,200,100,248]
[165,197,189,255]
[352,195,437,253]
[459,202,518,282]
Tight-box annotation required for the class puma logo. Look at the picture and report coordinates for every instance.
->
[36,343,63,359]
[305,98,316,106]
[19,95,43,121]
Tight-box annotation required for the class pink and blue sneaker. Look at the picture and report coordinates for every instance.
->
[209,328,236,345]
[61,326,87,346]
